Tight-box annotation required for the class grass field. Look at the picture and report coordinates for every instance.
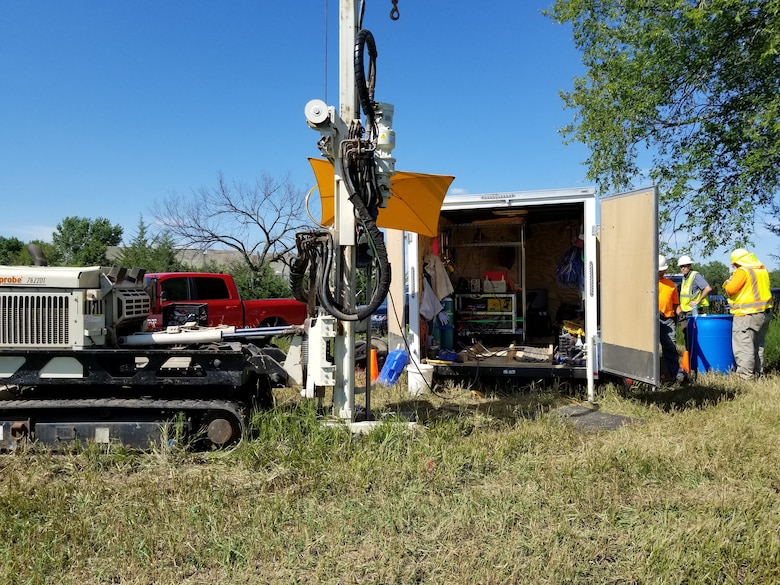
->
[2,321,780,584]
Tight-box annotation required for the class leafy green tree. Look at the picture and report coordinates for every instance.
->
[118,216,188,272]
[697,260,731,295]
[547,0,780,255]
[0,236,25,265]
[769,268,780,288]
[52,217,123,266]
[195,258,292,299]
[230,262,292,300]
[0,237,61,266]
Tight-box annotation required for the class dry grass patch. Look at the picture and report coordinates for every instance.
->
[2,374,780,583]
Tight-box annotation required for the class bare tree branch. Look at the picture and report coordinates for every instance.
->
[154,172,312,274]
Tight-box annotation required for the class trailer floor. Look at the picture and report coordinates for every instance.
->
[430,352,587,381]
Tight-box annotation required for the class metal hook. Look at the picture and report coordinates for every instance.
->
[390,0,400,20]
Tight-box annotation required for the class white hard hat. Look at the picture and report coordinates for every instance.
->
[658,254,668,272]
[677,254,694,266]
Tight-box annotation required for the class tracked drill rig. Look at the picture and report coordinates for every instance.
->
[0,0,404,448]
[0,260,294,449]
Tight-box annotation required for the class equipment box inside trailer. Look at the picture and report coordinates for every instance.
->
[410,186,661,400]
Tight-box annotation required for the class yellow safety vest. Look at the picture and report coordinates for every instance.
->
[679,270,710,312]
[727,266,772,316]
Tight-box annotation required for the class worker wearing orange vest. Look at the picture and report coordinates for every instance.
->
[723,248,773,380]
[677,254,712,352]
[658,255,684,383]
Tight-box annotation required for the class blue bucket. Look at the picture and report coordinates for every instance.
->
[377,349,408,385]
[690,315,735,374]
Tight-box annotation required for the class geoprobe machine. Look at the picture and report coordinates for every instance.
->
[290,0,405,420]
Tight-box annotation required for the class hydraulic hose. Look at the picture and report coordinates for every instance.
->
[290,226,389,323]
[289,27,391,323]
[354,28,377,131]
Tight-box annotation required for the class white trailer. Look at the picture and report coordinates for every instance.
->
[407,185,661,401]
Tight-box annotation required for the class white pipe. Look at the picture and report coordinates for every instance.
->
[332,0,359,421]
[406,232,421,368]
[119,326,235,346]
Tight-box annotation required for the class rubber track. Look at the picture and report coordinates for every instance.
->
[0,397,246,426]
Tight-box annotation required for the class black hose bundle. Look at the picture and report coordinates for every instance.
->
[290,224,389,322]
[288,27,390,322]
[354,28,377,132]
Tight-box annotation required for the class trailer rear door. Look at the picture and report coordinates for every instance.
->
[599,186,659,385]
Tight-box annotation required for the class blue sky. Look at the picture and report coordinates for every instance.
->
[1,1,777,269]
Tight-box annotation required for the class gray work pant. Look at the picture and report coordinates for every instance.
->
[660,317,679,380]
[731,312,771,379]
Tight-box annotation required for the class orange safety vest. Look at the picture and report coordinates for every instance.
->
[658,277,679,318]
[680,270,709,312]
[727,266,771,316]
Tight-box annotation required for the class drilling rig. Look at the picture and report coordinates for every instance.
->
[0,260,295,449]
[289,0,399,420]
[0,0,449,449]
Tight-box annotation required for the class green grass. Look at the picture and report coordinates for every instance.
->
[3,373,780,584]
[2,319,780,584]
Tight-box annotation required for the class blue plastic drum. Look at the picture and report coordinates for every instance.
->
[690,314,735,374]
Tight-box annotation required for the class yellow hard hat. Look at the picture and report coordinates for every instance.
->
[730,248,752,266]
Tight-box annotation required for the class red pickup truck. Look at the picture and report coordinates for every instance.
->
[143,272,307,331]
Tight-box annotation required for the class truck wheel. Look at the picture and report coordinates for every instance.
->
[260,317,288,328]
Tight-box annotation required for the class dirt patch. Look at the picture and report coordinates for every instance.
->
[556,404,642,432]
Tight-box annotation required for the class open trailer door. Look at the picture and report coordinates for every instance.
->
[599,186,659,386]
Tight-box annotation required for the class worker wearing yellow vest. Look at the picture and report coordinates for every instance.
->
[658,255,684,384]
[723,248,773,380]
[677,254,712,352]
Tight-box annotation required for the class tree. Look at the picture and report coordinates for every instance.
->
[770,268,780,288]
[51,217,123,266]
[0,236,25,265]
[154,172,311,278]
[118,216,188,272]
[764,207,780,265]
[197,258,292,299]
[697,260,730,295]
[227,261,292,300]
[547,0,780,255]
[25,241,60,266]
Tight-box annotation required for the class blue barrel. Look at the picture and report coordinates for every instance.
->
[377,349,408,385]
[690,315,735,373]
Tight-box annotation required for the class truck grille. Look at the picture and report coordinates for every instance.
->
[0,293,71,347]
